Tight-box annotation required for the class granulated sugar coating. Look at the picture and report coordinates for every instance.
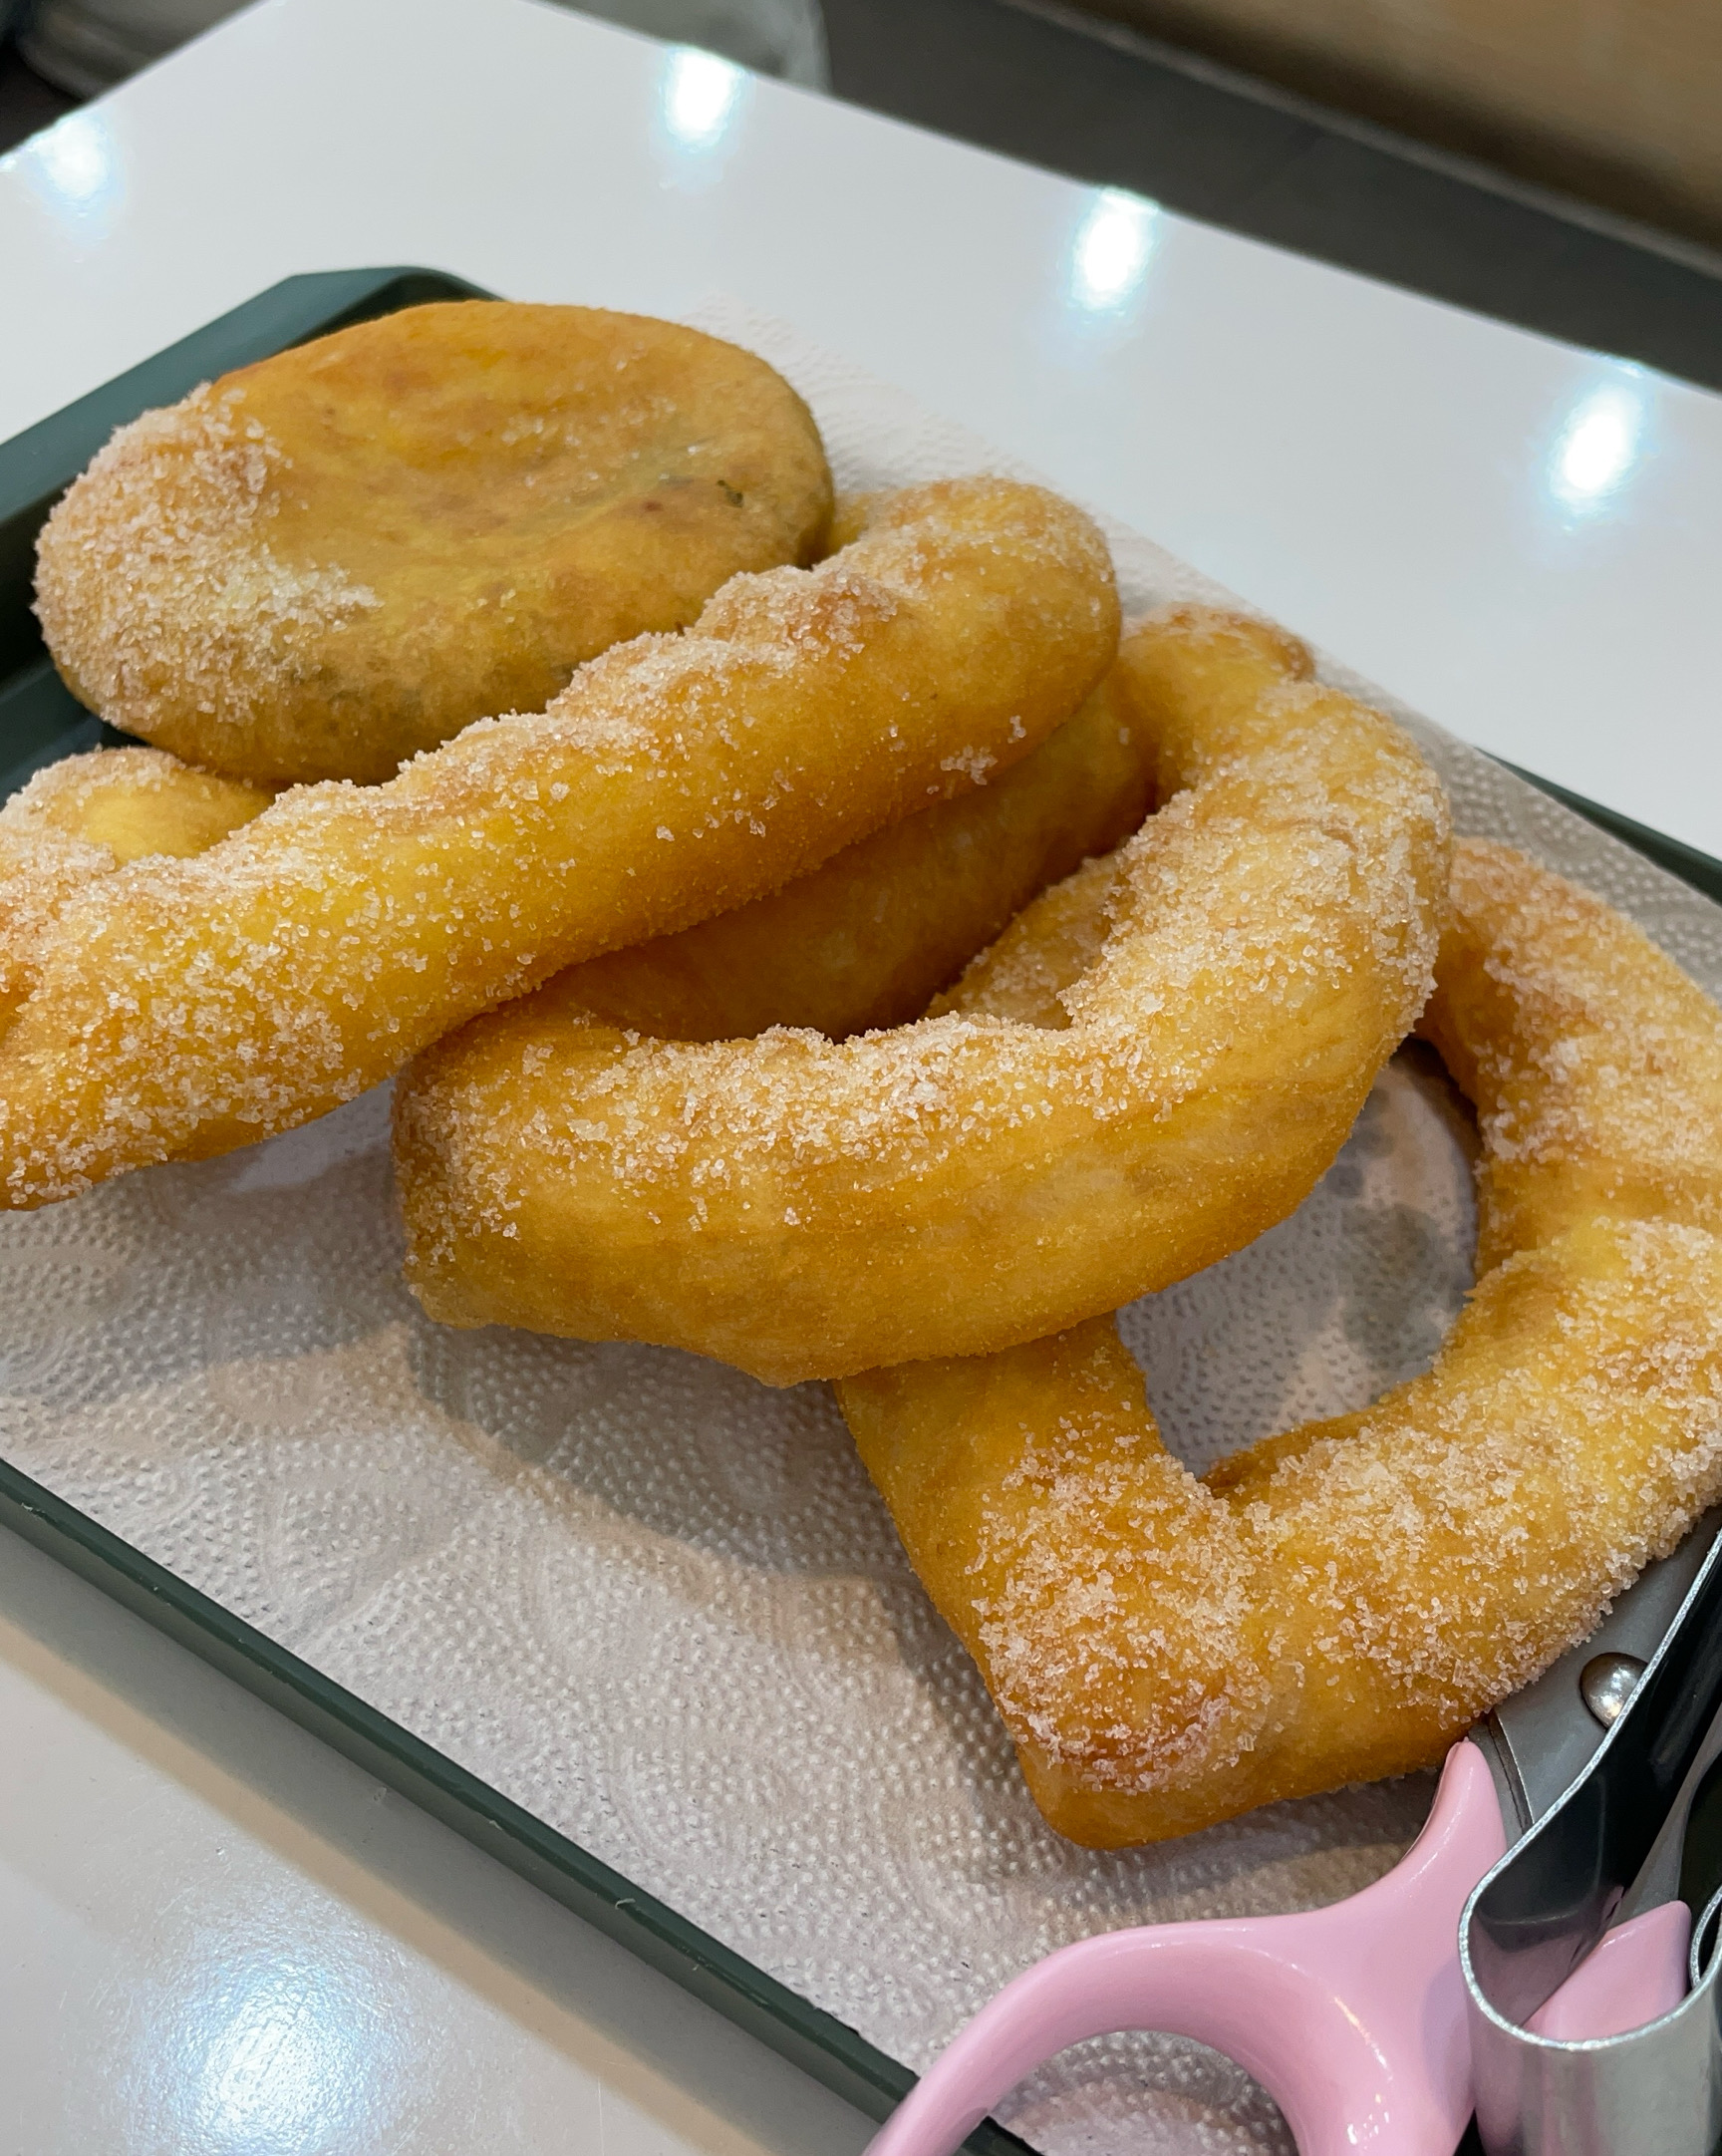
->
[11,311,1722,2156]
[0,747,272,1022]
[33,302,835,784]
[396,607,1450,1383]
[507,664,1157,1047]
[0,477,1117,1209]
[841,839,1722,1847]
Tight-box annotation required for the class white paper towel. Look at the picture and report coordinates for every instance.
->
[4,309,1720,2154]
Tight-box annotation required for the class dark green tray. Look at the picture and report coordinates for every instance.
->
[2,268,1717,2154]
[0,265,1032,2155]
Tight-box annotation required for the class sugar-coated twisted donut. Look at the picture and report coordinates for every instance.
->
[0,747,272,1029]
[0,652,1151,1059]
[0,477,1116,1206]
[838,840,1722,1846]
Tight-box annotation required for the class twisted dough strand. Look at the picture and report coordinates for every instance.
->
[0,478,1116,1205]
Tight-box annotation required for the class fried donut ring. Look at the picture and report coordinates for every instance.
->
[35,303,833,784]
[0,478,1116,1207]
[838,838,1722,1846]
[395,607,1450,1385]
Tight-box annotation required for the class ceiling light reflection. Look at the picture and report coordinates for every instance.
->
[1550,378,1646,514]
[187,1961,366,2154]
[40,114,111,203]
[22,109,123,235]
[663,46,744,153]
[1070,188,1160,315]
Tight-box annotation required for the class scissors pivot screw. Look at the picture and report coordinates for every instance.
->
[1580,1651,1647,1727]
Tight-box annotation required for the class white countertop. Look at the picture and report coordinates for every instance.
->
[5,0,1720,859]
[2,1,1720,2149]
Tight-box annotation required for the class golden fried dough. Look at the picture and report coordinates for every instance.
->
[839,839,1722,1846]
[0,748,271,1026]
[540,664,1153,1045]
[395,606,1449,1384]
[35,302,833,784]
[1,660,1144,1052]
[0,478,1116,1208]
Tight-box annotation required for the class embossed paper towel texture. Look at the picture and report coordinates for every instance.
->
[4,311,1721,2156]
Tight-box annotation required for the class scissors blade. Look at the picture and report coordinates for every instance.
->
[1475,1507,1722,1839]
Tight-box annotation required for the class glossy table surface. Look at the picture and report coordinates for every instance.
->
[4,0,1720,860]
[1,1,1720,2149]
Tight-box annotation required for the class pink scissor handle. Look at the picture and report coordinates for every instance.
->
[1527,1901,1691,2042]
[868,1740,1507,2156]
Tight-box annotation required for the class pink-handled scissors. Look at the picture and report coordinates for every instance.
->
[868,1508,1722,2156]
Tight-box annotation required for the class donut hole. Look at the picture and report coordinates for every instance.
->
[1116,1040,1479,1478]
